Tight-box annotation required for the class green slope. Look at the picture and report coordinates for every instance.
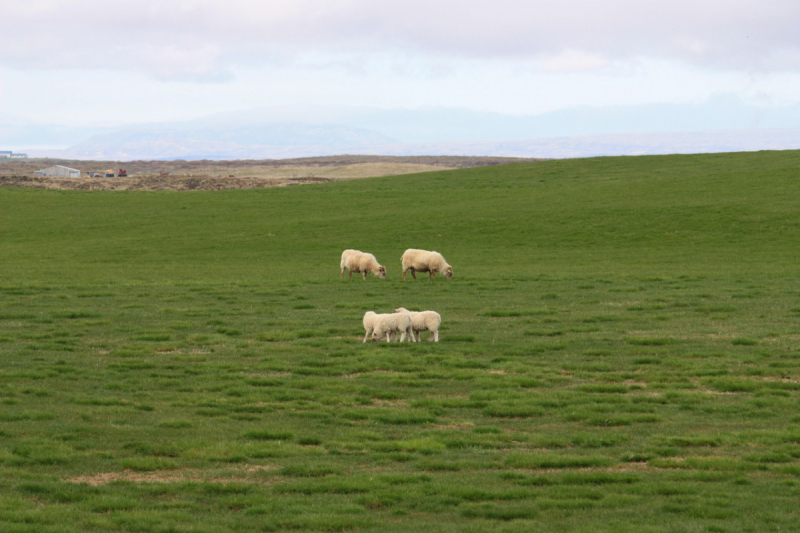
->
[1,150,800,532]
[4,150,800,283]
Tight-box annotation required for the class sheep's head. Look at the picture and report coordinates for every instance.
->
[395,307,409,313]
[377,266,387,278]
[444,267,453,279]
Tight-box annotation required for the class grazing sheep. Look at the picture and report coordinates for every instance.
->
[395,307,441,342]
[340,249,387,280]
[371,313,415,343]
[362,311,379,343]
[401,249,453,281]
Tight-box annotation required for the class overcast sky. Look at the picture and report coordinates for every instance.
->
[2,0,800,127]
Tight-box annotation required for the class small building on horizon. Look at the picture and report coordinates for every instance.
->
[34,165,80,178]
[0,151,28,158]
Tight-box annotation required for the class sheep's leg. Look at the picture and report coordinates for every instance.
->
[409,327,416,342]
[399,330,406,342]
[432,330,439,342]
[411,269,417,280]
[363,328,371,342]
[385,331,391,342]
[362,271,367,280]
[349,270,352,280]
[341,268,344,280]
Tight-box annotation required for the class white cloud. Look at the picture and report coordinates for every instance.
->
[540,51,610,73]
[3,0,800,133]
[146,44,232,82]
[2,0,800,81]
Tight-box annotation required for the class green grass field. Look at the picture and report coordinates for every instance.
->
[2,150,800,532]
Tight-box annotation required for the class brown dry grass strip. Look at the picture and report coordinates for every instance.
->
[66,465,277,486]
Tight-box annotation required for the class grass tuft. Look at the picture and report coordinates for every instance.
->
[243,430,294,441]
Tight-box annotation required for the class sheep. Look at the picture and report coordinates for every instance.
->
[362,311,379,343]
[395,307,441,342]
[371,312,415,343]
[400,249,453,281]
[340,249,386,280]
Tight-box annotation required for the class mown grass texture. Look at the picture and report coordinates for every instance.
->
[1,150,800,532]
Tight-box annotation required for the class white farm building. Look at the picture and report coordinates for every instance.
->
[0,151,27,158]
[34,165,81,178]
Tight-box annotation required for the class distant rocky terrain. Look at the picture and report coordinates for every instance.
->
[0,155,543,191]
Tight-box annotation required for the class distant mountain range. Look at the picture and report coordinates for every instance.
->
[17,128,800,161]
[3,96,800,160]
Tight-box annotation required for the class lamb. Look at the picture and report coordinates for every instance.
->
[371,312,415,343]
[394,307,441,342]
[340,249,386,280]
[400,249,453,280]
[362,311,379,343]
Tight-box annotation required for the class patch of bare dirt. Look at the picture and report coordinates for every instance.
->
[623,380,648,388]
[760,375,799,384]
[432,422,476,430]
[68,470,193,486]
[66,465,277,486]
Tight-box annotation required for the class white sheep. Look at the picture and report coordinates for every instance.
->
[340,249,386,280]
[371,313,415,343]
[401,249,453,280]
[362,311,379,343]
[395,307,441,342]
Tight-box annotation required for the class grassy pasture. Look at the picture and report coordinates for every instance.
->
[2,150,800,532]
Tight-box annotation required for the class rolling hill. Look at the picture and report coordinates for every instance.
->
[1,150,800,532]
